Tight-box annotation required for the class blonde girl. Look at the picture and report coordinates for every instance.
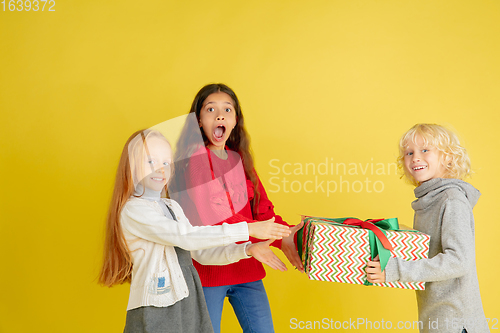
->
[99,129,290,333]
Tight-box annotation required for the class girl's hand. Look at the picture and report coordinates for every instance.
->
[246,240,287,272]
[365,256,386,283]
[247,217,291,240]
[281,221,305,273]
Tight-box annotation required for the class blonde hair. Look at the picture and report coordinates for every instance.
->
[397,124,471,186]
[99,129,171,287]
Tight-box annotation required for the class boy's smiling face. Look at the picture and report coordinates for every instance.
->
[404,135,447,184]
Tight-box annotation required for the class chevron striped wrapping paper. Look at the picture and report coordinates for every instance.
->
[299,217,430,290]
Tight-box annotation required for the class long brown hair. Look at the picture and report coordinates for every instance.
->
[99,129,169,286]
[173,83,260,214]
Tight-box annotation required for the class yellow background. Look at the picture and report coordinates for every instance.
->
[1,1,499,332]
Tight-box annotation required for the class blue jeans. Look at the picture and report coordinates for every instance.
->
[202,280,274,333]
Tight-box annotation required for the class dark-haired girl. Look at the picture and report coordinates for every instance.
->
[171,83,303,333]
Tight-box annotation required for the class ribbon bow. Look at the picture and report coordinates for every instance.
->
[342,218,393,252]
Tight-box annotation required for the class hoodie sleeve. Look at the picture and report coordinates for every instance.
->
[385,197,475,283]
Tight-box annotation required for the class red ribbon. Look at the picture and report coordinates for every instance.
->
[342,218,394,251]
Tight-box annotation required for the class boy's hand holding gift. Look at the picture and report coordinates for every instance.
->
[366,256,386,284]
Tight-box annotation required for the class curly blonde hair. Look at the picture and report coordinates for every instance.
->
[397,124,471,186]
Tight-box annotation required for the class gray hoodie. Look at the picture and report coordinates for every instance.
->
[385,178,489,333]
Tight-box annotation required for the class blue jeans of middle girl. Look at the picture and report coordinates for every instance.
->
[202,280,274,333]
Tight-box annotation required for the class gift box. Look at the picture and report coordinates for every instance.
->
[297,216,430,290]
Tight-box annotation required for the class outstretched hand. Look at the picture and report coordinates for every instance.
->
[246,240,287,272]
[365,255,385,283]
[248,217,291,240]
[281,221,304,273]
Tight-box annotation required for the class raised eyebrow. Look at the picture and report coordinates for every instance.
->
[204,101,234,106]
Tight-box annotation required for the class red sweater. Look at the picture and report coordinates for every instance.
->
[184,147,290,287]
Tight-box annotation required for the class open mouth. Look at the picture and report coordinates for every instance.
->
[413,166,427,171]
[213,125,226,141]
